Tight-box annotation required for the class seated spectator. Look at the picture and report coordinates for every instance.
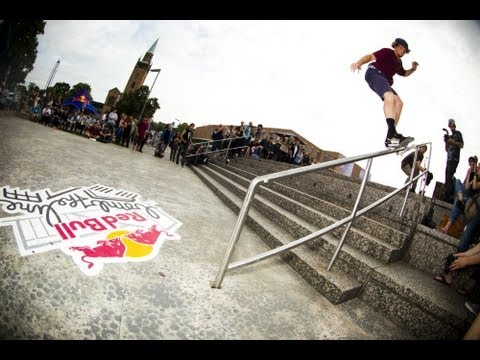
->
[449,242,480,316]
[85,121,102,140]
[97,123,114,143]
[439,156,479,234]
[434,190,480,290]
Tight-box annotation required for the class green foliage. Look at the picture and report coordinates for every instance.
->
[150,121,165,133]
[64,83,92,100]
[176,123,189,134]
[151,121,172,132]
[115,85,160,119]
[50,82,71,102]
[26,82,41,106]
[27,82,40,94]
[0,20,46,88]
[27,80,93,108]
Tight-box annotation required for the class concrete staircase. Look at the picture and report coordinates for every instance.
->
[190,155,475,339]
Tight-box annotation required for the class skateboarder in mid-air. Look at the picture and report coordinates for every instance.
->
[350,38,419,148]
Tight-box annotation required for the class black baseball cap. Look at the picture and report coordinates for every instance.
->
[394,38,410,53]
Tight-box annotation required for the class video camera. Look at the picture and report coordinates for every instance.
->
[442,128,450,143]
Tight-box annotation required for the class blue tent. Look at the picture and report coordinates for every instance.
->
[62,90,97,114]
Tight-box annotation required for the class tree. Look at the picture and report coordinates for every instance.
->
[50,82,71,102]
[65,82,92,101]
[115,85,160,119]
[150,121,167,133]
[176,123,190,135]
[0,20,46,88]
[26,82,41,107]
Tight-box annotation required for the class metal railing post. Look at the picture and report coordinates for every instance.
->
[399,147,419,217]
[327,158,373,271]
[212,178,261,288]
[225,137,232,163]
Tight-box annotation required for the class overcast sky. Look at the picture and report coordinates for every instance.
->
[25,20,480,196]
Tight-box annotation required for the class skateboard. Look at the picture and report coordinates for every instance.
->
[391,136,415,155]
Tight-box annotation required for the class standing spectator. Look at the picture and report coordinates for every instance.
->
[0,83,7,110]
[100,112,108,123]
[211,125,225,152]
[121,116,133,148]
[443,118,464,203]
[115,114,127,145]
[107,108,118,127]
[176,123,195,167]
[134,117,150,153]
[169,133,181,162]
[254,124,264,142]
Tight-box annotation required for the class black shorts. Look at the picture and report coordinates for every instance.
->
[365,67,398,100]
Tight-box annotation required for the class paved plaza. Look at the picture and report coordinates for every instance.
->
[0,115,413,340]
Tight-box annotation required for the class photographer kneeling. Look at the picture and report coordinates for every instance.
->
[400,144,431,194]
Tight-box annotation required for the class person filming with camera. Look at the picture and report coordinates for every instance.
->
[443,119,464,202]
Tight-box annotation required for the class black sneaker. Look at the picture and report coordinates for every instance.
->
[385,133,413,148]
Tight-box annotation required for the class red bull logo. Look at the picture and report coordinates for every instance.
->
[0,184,182,276]
[64,224,175,276]
[73,94,88,104]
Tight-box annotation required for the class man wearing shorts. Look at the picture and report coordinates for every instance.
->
[350,38,419,148]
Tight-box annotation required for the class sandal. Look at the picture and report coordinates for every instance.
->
[434,274,452,286]
[436,227,448,234]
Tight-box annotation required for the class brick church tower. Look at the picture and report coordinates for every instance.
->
[123,39,158,94]
[101,39,158,114]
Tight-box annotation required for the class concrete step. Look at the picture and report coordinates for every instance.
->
[226,156,428,229]
[191,165,362,304]
[358,260,474,339]
[205,162,402,264]
[194,159,474,339]
[212,161,409,250]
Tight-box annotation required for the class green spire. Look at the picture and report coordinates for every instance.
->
[147,38,159,54]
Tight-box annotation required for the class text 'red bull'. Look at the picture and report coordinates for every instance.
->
[53,211,147,240]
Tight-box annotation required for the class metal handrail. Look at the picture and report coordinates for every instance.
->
[212,142,431,289]
[184,136,248,160]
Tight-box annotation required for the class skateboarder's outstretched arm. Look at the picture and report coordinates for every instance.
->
[350,54,375,72]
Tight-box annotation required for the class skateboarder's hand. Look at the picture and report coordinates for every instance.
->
[350,63,361,73]
[412,61,419,70]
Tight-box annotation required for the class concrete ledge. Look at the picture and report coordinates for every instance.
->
[404,224,458,275]
[359,280,464,339]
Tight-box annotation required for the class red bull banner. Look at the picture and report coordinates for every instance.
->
[0,184,182,276]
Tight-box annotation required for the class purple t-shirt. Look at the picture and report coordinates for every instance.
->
[372,48,406,85]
